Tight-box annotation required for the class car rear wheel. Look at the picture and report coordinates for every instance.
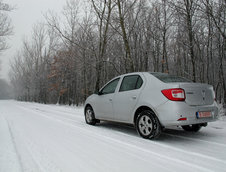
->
[136,110,161,139]
[85,106,97,125]
[182,124,202,132]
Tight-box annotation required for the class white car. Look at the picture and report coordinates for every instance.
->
[84,72,219,139]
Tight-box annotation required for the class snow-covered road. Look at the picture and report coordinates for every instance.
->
[0,100,225,172]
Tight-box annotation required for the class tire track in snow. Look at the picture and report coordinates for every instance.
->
[16,104,220,172]
[18,102,83,119]
[162,132,226,148]
[4,106,63,172]
[115,130,226,164]
[3,116,24,172]
[18,133,62,172]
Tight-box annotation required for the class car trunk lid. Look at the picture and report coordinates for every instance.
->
[179,83,214,106]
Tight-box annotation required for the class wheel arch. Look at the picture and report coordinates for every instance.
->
[133,106,155,124]
[133,106,156,124]
[84,103,92,115]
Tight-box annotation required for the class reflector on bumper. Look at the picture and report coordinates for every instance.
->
[178,117,187,121]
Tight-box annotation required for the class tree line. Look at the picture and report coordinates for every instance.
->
[0,0,13,75]
[9,0,225,105]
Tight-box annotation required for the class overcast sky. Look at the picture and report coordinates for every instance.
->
[0,0,66,81]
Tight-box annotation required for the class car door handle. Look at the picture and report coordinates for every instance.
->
[109,98,113,101]
[132,96,137,100]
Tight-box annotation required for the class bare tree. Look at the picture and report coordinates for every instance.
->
[201,0,226,103]
[0,0,13,75]
[91,0,115,90]
[159,0,171,73]
[0,0,13,52]
[202,0,226,40]
[115,0,137,72]
[169,0,199,81]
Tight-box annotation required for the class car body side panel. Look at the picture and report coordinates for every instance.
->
[113,73,146,122]
[113,89,140,122]
[93,93,115,120]
[85,76,122,120]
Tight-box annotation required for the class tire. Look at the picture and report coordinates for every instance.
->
[85,106,97,125]
[135,110,162,139]
[182,124,202,132]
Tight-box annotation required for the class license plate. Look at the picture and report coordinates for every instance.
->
[196,111,212,118]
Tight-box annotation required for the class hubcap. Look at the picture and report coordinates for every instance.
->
[86,109,93,123]
[138,115,153,136]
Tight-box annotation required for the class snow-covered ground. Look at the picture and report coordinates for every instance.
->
[0,100,225,172]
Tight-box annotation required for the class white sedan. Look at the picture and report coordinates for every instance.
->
[84,72,219,139]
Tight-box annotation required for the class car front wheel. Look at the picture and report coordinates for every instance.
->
[136,110,161,139]
[85,106,97,125]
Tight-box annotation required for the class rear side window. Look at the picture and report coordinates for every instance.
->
[150,72,192,83]
[136,76,143,88]
[119,75,143,92]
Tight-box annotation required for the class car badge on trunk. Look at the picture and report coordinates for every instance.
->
[202,90,206,101]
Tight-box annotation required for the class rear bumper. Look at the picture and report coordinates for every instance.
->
[155,101,219,127]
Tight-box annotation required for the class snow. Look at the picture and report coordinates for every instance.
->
[0,100,226,172]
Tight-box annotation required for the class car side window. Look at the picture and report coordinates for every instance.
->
[136,76,143,89]
[101,78,120,95]
[119,75,143,92]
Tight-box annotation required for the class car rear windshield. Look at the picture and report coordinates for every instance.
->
[150,72,192,83]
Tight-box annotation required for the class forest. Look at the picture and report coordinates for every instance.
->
[7,0,226,105]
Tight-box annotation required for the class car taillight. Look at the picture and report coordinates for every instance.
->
[161,88,185,101]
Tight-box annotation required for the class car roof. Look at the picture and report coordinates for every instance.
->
[110,72,157,80]
[120,72,145,77]
[115,72,165,78]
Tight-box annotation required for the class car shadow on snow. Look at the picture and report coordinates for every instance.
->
[96,121,217,142]
[158,128,215,142]
[97,121,137,137]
